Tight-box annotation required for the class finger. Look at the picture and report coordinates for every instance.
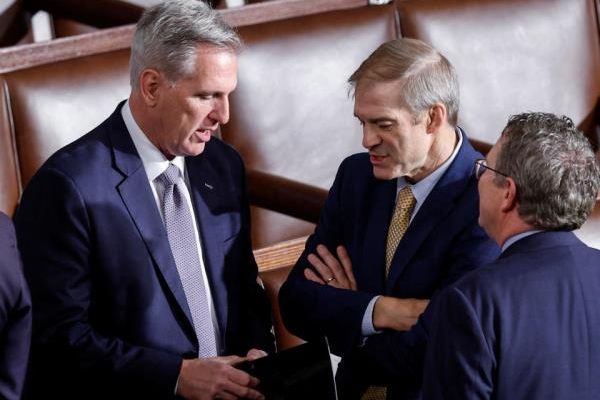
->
[225,385,264,400]
[304,267,326,285]
[316,245,351,288]
[307,253,334,283]
[415,299,430,314]
[214,391,236,400]
[242,388,265,400]
[316,245,343,275]
[217,355,245,365]
[246,348,267,360]
[226,365,260,388]
[337,245,357,290]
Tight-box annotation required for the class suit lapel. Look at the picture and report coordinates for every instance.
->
[360,179,397,292]
[107,105,197,339]
[385,182,456,288]
[386,136,478,289]
[186,153,230,341]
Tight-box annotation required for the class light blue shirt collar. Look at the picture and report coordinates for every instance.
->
[396,127,464,221]
[501,230,544,252]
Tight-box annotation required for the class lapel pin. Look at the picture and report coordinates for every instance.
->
[204,182,214,190]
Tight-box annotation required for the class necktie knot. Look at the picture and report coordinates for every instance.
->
[157,163,181,187]
[397,186,415,210]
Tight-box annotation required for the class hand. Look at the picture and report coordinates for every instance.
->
[176,355,264,400]
[372,297,430,331]
[304,244,357,290]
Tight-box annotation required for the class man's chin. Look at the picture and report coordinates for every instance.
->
[371,165,397,181]
[182,142,207,157]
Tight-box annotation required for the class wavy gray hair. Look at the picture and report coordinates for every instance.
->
[496,112,600,230]
[348,38,459,126]
[130,0,242,88]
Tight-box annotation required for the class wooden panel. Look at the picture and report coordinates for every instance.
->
[0,78,21,216]
[221,0,367,27]
[0,0,373,73]
[0,25,133,74]
[254,236,308,272]
[255,235,308,350]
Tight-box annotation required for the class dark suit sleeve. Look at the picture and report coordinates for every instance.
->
[422,286,494,400]
[16,167,182,398]
[279,159,376,354]
[0,213,31,400]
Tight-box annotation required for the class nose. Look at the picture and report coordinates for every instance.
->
[362,125,379,150]
[209,96,230,125]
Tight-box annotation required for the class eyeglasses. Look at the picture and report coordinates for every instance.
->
[474,159,509,180]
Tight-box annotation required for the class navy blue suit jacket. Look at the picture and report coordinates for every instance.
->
[424,231,600,400]
[0,212,31,400]
[16,104,274,399]
[279,135,499,399]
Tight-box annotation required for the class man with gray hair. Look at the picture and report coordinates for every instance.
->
[424,112,600,399]
[16,1,274,399]
[279,38,499,399]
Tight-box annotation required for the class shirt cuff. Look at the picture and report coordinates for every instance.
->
[361,295,382,336]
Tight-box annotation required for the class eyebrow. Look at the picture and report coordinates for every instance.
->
[353,114,394,124]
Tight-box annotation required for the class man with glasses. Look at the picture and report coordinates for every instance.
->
[279,38,500,399]
[424,112,600,399]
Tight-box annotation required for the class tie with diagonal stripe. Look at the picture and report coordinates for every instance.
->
[362,186,416,400]
[156,163,218,358]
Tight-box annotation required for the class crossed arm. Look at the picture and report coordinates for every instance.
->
[304,244,429,332]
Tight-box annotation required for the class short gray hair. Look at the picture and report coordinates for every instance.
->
[496,112,600,230]
[348,38,459,126]
[130,0,242,88]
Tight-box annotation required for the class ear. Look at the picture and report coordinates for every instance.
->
[138,69,162,107]
[426,103,448,134]
[499,177,518,213]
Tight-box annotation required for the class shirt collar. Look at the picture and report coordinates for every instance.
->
[121,99,186,180]
[501,230,544,252]
[396,127,464,205]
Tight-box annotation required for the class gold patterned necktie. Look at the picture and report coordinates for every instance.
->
[362,386,387,400]
[385,186,415,277]
[362,187,416,400]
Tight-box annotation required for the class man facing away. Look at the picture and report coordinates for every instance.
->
[16,1,274,399]
[279,38,500,399]
[424,112,600,400]
[0,212,31,400]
